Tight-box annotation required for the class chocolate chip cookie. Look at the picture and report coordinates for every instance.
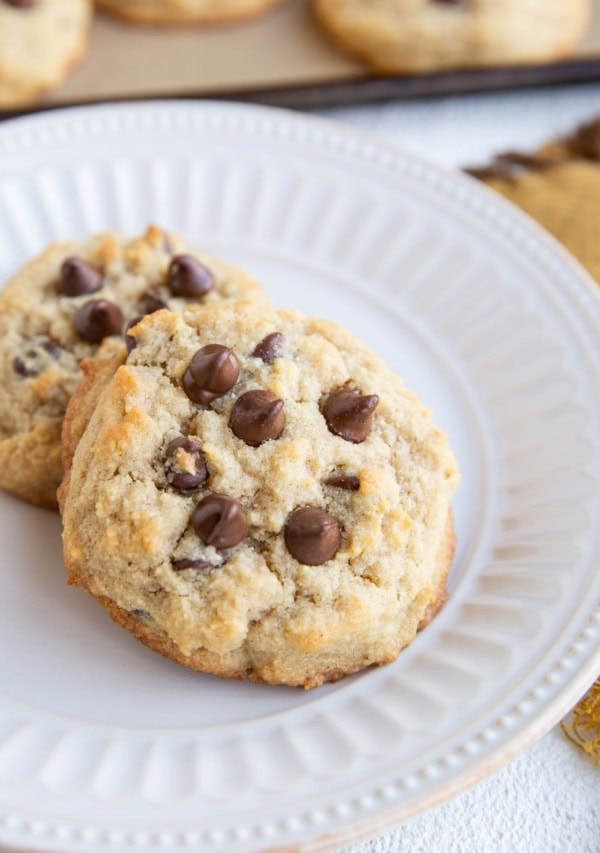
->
[0,0,91,109]
[313,0,591,73]
[60,300,460,689]
[96,0,284,25]
[0,226,267,508]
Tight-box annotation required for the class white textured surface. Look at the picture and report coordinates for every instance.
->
[320,83,600,169]
[321,84,600,853]
[345,728,600,853]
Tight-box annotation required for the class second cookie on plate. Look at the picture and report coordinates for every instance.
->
[60,300,460,689]
[0,226,267,508]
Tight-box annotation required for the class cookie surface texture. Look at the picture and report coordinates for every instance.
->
[313,0,591,72]
[96,0,283,25]
[0,227,266,507]
[61,301,460,688]
[0,0,91,108]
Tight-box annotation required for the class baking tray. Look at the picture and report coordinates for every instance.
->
[4,0,600,114]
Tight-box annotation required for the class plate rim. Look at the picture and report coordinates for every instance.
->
[0,99,599,852]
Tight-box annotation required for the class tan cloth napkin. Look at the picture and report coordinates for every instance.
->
[470,118,600,762]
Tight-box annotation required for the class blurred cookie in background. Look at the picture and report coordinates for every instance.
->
[313,0,592,73]
[0,0,92,108]
[96,0,286,25]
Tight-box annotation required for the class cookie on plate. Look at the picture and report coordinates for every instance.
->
[60,300,460,689]
[313,0,591,73]
[0,226,267,508]
[0,0,91,109]
[96,0,284,25]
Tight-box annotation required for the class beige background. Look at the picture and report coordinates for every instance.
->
[56,0,358,104]
[28,0,600,107]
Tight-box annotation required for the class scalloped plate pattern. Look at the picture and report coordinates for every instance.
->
[0,103,599,852]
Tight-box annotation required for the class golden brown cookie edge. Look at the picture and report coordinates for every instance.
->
[96,0,284,26]
[64,511,455,689]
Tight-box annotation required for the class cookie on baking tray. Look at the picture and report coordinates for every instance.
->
[313,0,591,73]
[0,0,91,109]
[59,299,460,689]
[0,226,267,508]
[96,0,284,25]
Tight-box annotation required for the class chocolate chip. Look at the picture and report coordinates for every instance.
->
[12,338,61,378]
[138,286,169,315]
[165,436,208,491]
[58,257,103,297]
[230,390,285,447]
[192,494,247,549]
[13,350,39,379]
[74,299,124,343]
[168,255,214,298]
[324,474,360,491]
[172,558,212,571]
[42,339,61,358]
[183,344,240,405]
[2,0,36,7]
[124,316,143,353]
[284,507,341,566]
[251,333,284,364]
[322,388,379,443]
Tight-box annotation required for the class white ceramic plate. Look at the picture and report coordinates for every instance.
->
[0,103,599,853]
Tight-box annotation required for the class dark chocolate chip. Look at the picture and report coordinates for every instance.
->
[251,332,284,364]
[192,494,247,549]
[183,344,240,405]
[230,390,285,447]
[168,255,214,298]
[165,436,208,491]
[42,339,61,358]
[74,299,124,343]
[13,356,32,377]
[124,316,143,353]
[284,507,341,566]
[58,257,103,297]
[322,387,379,443]
[13,338,62,378]
[172,558,212,571]
[2,0,36,8]
[324,474,360,491]
[138,286,169,315]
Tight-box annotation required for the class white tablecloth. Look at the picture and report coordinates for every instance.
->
[314,82,600,853]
